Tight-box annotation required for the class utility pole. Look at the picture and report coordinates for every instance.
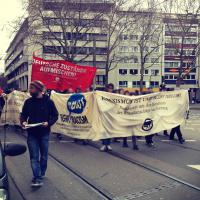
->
[93,37,97,90]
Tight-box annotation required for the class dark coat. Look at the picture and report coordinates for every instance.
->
[20,95,58,135]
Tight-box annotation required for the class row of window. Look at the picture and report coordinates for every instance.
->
[119,81,159,87]
[7,62,28,80]
[43,32,107,41]
[164,74,196,80]
[165,37,197,45]
[119,46,159,53]
[5,40,24,64]
[119,69,159,76]
[43,17,107,27]
[120,34,160,41]
[165,62,194,68]
[118,57,160,64]
[165,49,195,56]
[6,51,24,71]
[120,35,139,41]
[43,46,107,55]
[165,25,197,33]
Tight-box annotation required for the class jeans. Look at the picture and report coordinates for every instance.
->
[102,139,111,145]
[27,133,49,179]
[170,125,183,141]
[123,136,137,146]
[145,134,154,144]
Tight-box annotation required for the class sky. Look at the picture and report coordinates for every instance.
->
[0,0,24,73]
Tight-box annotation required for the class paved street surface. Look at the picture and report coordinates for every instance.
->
[2,109,200,200]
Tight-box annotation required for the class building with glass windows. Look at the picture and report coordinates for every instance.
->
[4,1,200,91]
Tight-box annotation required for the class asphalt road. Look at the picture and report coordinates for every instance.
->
[3,110,200,200]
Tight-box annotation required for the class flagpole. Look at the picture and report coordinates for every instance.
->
[93,37,97,91]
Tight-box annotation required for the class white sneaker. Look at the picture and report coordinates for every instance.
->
[100,145,106,151]
[31,179,43,187]
[107,145,112,151]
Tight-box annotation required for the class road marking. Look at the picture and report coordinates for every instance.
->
[127,139,145,142]
[49,140,73,143]
[191,124,200,126]
[183,127,195,130]
[161,140,196,142]
[185,123,200,126]
[60,140,74,143]
[187,165,200,171]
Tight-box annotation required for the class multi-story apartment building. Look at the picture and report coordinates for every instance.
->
[163,16,200,89]
[4,1,200,91]
[109,28,164,90]
[109,14,200,90]
[4,19,29,90]
[5,0,112,90]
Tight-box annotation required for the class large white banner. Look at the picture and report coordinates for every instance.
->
[0,90,189,140]
[51,91,96,140]
[51,90,189,140]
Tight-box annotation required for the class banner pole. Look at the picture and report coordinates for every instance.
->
[93,38,97,91]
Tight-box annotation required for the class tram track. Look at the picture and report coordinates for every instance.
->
[88,142,200,192]
[7,171,27,200]
[7,130,200,200]
[18,132,113,200]
[48,153,113,200]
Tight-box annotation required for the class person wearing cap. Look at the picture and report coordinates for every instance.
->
[20,80,58,187]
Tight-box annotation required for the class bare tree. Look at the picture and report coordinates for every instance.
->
[163,0,200,87]
[100,0,140,84]
[12,0,140,85]
[25,0,113,63]
[132,0,164,92]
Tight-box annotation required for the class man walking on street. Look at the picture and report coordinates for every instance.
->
[20,80,58,187]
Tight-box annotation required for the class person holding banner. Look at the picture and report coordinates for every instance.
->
[122,90,139,150]
[169,125,185,144]
[20,80,58,187]
[100,83,115,152]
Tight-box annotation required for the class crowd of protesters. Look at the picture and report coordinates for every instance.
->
[43,82,185,152]
[97,83,185,152]
[0,81,186,188]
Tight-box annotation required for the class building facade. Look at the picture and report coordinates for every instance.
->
[4,1,200,91]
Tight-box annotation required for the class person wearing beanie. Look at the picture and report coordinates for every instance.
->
[20,80,58,187]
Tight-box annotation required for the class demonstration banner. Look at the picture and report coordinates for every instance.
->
[0,91,29,126]
[51,91,96,140]
[93,90,189,139]
[31,56,97,91]
[51,90,189,140]
[0,90,189,140]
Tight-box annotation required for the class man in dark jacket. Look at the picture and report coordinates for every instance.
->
[20,80,58,187]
